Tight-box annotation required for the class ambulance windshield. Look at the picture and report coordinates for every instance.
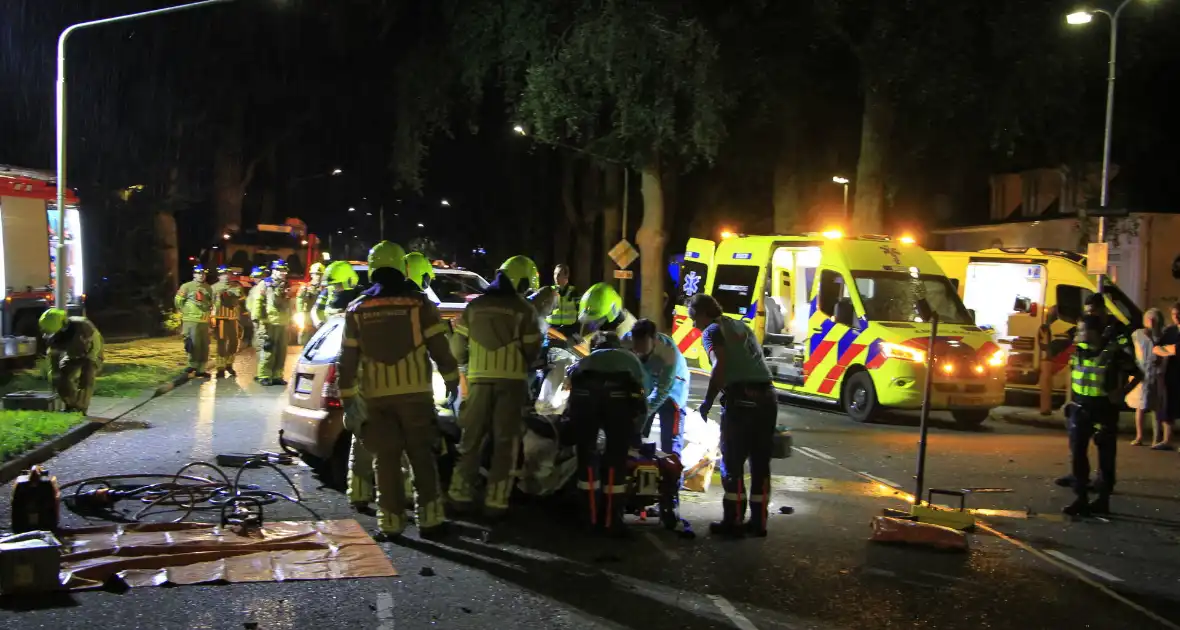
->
[851,271,973,324]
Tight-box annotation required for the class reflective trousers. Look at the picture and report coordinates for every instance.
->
[357,393,446,534]
[255,324,288,380]
[54,359,99,414]
[570,382,643,531]
[212,318,240,370]
[718,382,777,534]
[448,379,529,512]
[181,321,210,371]
[1068,398,1118,498]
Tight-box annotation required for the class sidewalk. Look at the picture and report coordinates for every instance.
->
[991,404,1140,434]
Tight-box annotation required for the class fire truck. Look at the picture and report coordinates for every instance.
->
[0,166,86,345]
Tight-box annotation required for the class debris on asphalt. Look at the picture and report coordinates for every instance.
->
[419,566,436,577]
[461,606,472,613]
[779,506,795,515]
[870,516,969,551]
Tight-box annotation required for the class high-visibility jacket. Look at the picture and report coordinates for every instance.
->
[249,278,291,327]
[337,283,458,399]
[451,287,542,381]
[1070,339,1137,401]
[211,281,245,320]
[297,283,320,314]
[174,281,213,323]
[48,316,104,367]
[545,284,579,326]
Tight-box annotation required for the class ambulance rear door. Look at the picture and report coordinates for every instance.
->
[672,238,715,364]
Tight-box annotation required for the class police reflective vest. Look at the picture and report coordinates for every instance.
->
[546,285,579,326]
[1070,342,1107,398]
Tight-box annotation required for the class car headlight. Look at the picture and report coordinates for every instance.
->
[986,348,1007,367]
[880,342,925,363]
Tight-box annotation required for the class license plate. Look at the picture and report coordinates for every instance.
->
[951,396,983,406]
[294,374,314,395]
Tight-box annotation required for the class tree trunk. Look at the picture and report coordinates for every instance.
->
[213,110,247,236]
[637,159,668,329]
[852,85,892,234]
[574,161,601,290]
[601,165,622,283]
[154,212,179,296]
[554,152,578,269]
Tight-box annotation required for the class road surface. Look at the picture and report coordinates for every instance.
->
[1,348,1178,629]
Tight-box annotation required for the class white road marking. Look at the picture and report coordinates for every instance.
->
[858,472,902,489]
[796,446,835,461]
[1044,550,1123,583]
[644,531,680,561]
[708,595,760,630]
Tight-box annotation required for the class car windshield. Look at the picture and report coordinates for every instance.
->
[433,272,488,303]
[851,271,973,325]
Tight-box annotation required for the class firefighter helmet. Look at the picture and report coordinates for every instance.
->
[579,282,623,324]
[404,252,435,289]
[499,255,540,294]
[309,262,325,276]
[39,308,68,336]
[270,259,289,272]
[323,261,359,290]
[368,241,407,274]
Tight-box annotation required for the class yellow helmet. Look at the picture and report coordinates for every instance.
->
[323,261,359,289]
[309,262,325,276]
[404,252,435,289]
[368,241,407,275]
[580,282,623,323]
[499,255,540,294]
[39,308,68,335]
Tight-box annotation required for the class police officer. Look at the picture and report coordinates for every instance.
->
[579,282,637,338]
[337,241,460,539]
[210,265,245,379]
[404,252,435,292]
[624,318,690,529]
[297,262,325,344]
[38,308,104,414]
[250,260,291,386]
[689,293,777,537]
[313,261,361,328]
[1063,314,1141,516]
[546,264,580,338]
[448,255,544,517]
[175,264,213,377]
[568,331,649,535]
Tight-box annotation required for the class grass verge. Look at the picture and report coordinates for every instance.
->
[0,336,188,399]
[0,410,87,462]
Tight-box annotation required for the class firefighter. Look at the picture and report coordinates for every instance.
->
[404,252,435,291]
[210,265,245,378]
[568,331,649,535]
[38,308,104,414]
[1063,314,1140,516]
[250,260,291,386]
[689,293,777,538]
[545,264,580,338]
[448,255,544,518]
[297,262,325,344]
[313,261,361,328]
[337,241,460,539]
[580,282,637,338]
[624,317,689,528]
[175,264,213,377]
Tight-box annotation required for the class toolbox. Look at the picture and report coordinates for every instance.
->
[3,391,62,412]
[0,531,63,594]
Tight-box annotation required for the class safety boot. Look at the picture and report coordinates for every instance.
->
[215,369,225,379]
[226,366,237,376]
[1088,494,1112,515]
[1062,496,1092,517]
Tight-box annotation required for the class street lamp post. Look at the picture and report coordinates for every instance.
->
[1067,0,1136,293]
[832,176,850,222]
[55,0,236,308]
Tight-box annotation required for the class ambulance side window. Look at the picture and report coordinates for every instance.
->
[817,270,847,316]
[1056,284,1090,324]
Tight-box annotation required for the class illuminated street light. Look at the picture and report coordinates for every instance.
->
[55,0,238,307]
[831,176,850,221]
[222,233,230,240]
[348,207,355,212]
[440,199,451,207]
[331,168,343,175]
[1065,0,1140,293]
[417,222,425,228]
[512,124,527,136]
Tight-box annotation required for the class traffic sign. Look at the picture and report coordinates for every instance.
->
[609,239,639,269]
[1086,242,1108,275]
[613,269,633,280]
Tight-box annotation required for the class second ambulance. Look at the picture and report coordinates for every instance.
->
[671,232,1006,427]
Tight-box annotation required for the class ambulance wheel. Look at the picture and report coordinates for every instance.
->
[843,371,880,423]
[952,409,990,428]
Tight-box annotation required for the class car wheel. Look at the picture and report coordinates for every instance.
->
[952,409,990,428]
[843,371,880,423]
[328,431,352,491]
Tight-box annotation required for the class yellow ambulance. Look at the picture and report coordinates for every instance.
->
[671,233,1007,427]
[929,247,1142,395]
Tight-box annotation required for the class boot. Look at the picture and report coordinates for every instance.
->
[1062,496,1092,517]
[258,378,273,386]
[215,369,225,379]
[1088,494,1111,515]
[419,521,451,541]
[709,521,746,538]
[226,366,237,376]
[710,499,746,538]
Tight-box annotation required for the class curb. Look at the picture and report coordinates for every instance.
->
[994,412,1139,435]
[0,371,195,485]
